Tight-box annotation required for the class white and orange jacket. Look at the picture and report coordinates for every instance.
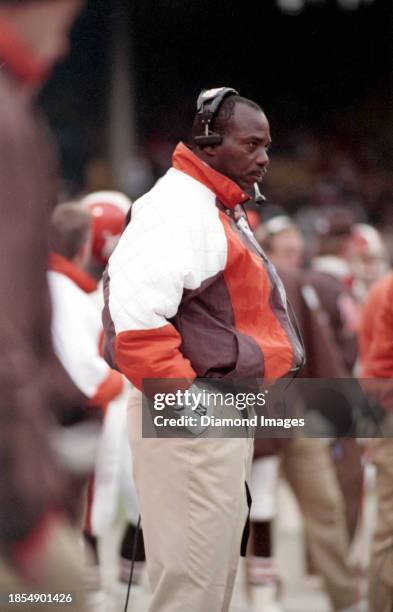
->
[48,253,123,411]
[103,143,305,390]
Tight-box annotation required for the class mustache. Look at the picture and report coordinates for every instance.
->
[249,167,268,179]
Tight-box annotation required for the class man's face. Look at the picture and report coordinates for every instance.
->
[211,103,271,191]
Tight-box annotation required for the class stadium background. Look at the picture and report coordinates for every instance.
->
[39,0,392,233]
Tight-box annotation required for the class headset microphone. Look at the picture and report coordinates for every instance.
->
[253,181,266,204]
[193,86,239,147]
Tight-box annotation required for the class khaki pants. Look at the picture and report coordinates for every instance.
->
[282,438,358,610]
[128,388,254,612]
[369,438,393,612]
[0,520,86,612]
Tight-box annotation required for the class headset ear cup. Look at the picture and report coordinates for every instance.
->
[194,134,223,147]
[194,86,238,148]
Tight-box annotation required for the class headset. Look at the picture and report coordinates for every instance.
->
[193,86,266,204]
[193,86,239,147]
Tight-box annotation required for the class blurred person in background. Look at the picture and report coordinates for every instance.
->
[255,215,349,377]
[358,271,393,380]
[351,223,390,305]
[48,202,125,610]
[81,192,146,609]
[248,217,363,612]
[309,208,360,372]
[307,210,364,541]
[295,181,367,266]
[48,202,123,420]
[82,191,131,290]
[0,1,87,609]
[255,215,305,271]
[357,272,393,612]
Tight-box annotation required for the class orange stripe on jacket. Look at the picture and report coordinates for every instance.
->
[116,324,196,391]
[220,212,293,379]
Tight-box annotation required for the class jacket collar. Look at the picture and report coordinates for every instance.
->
[0,17,51,87]
[49,252,97,294]
[172,142,250,210]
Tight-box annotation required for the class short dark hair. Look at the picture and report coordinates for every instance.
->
[50,202,91,261]
[192,95,263,142]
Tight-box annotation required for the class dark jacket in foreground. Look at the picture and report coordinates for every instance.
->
[0,55,85,544]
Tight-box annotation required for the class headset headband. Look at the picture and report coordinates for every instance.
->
[194,86,239,147]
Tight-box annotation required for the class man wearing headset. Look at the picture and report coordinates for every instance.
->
[103,88,305,612]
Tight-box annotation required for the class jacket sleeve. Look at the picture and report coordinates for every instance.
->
[106,193,227,389]
[49,274,123,411]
